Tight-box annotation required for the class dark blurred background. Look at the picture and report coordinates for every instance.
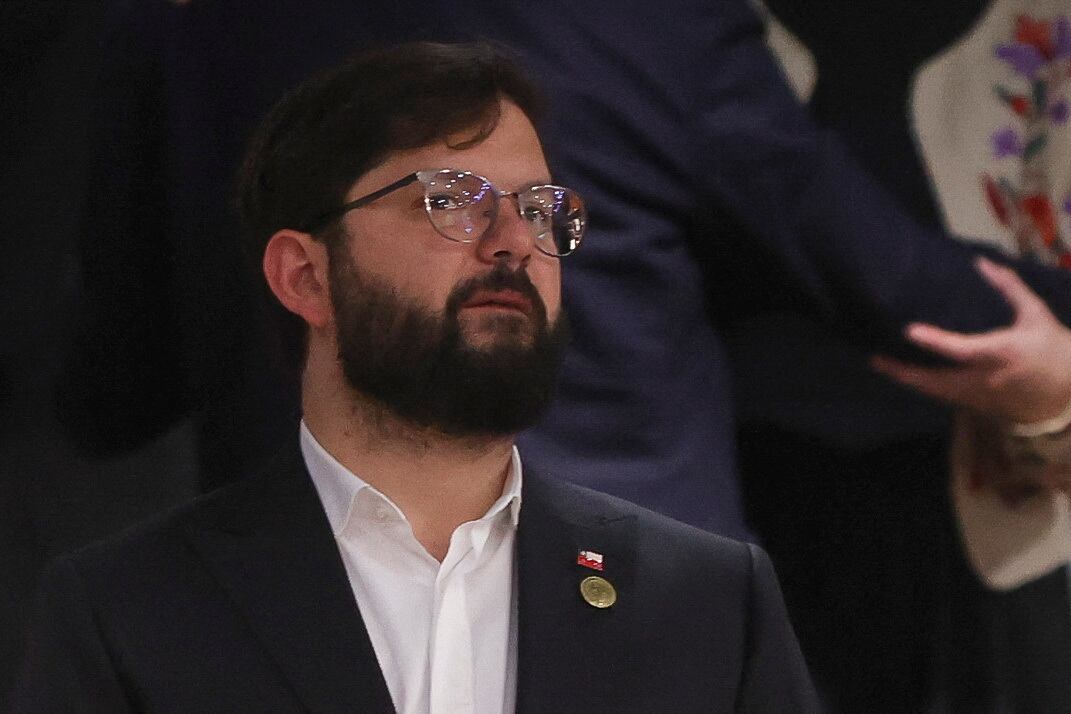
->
[0,1,197,694]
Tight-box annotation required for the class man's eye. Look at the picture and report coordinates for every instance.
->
[521,206,551,223]
[427,194,463,210]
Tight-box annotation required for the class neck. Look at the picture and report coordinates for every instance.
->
[302,351,516,561]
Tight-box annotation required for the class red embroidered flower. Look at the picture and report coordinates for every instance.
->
[1021,194,1058,247]
[1010,95,1030,115]
[1016,15,1055,59]
[983,175,1011,226]
[986,15,1070,263]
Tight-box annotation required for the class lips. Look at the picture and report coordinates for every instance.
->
[460,289,533,315]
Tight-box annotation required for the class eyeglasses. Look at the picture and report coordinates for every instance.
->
[303,168,587,257]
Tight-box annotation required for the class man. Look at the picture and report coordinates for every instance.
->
[9,43,817,712]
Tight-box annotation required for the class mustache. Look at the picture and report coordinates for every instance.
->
[445,266,547,319]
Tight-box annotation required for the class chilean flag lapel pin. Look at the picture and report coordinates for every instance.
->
[577,550,604,571]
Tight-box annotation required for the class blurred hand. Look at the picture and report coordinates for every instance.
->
[872,257,1071,424]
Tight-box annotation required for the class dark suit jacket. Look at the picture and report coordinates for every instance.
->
[8,442,817,712]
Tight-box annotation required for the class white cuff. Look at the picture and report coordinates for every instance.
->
[1012,396,1071,438]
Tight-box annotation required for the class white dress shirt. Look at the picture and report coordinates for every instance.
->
[300,422,521,714]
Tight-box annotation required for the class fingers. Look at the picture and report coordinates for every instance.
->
[903,322,1003,364]
[870,355,977,405]
[888,259,1047,366]
[975,256,1044,317]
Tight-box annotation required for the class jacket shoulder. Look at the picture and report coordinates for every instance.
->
[524,470,758,574]
[50,454,289,589]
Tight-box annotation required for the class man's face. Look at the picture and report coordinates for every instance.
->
[326,100,567,436]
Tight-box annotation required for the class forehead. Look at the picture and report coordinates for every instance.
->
[346,100,551,200]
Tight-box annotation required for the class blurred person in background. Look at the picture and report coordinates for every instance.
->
[753,1,1071,710]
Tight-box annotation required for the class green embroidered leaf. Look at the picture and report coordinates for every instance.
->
[1033,80,1047,114]
[1023,133,1048,162]
[994,84,1014,103]
[998,176,1019,202]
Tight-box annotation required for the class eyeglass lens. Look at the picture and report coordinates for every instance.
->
[418,170,585,256]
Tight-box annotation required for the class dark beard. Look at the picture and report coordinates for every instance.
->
[328,250,567,438]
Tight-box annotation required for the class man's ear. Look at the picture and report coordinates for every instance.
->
[262,229,333,328]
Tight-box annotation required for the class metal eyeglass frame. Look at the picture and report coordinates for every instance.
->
[301,168,585,257]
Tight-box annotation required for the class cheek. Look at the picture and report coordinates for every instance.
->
[349,220,464,303]
[531,261,562,317]
[393,265,466,311]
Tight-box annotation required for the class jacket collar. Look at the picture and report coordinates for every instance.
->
[182,443,395,713]
[181,439,640,713]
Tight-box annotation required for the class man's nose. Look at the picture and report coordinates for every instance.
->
[475,195,533,269]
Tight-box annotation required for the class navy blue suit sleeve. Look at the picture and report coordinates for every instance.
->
[690,0,1071,346]
[6,558,132,713]
[735,544,821,713]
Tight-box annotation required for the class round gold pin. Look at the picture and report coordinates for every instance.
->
[579,575,617,609]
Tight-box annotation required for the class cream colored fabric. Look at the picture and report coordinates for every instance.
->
[912,0,1071,256]
[751,1,816,102]
[951,414,1071,590]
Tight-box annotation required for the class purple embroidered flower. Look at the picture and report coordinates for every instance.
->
[985,16,1071,266]
[996,43,1046,78]
[992,127,1023,158]
[1051,98,1070,124]
[1054,16,1071,59]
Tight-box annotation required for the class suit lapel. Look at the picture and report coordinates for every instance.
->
[515,473,640,712]
[183,445,395,713]
[180,449,643,711]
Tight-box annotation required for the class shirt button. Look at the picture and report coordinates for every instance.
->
[372,505,392,523]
